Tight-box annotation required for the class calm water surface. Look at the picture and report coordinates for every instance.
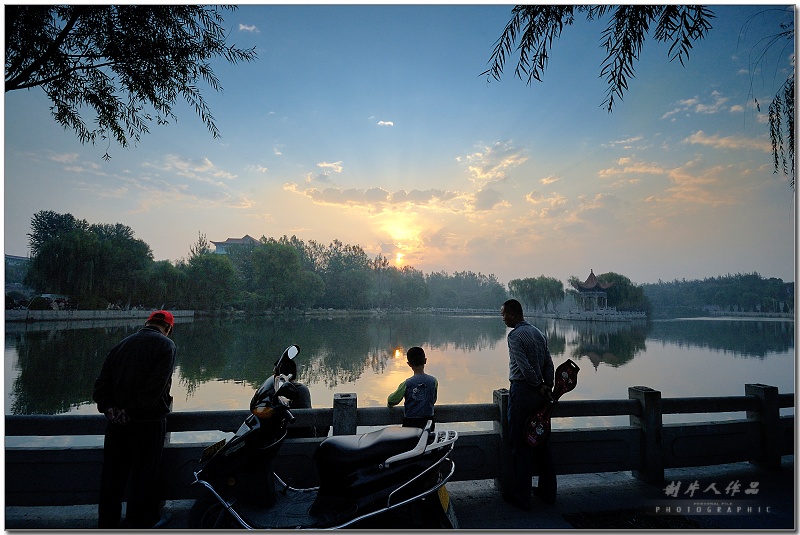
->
[5,314,794,445]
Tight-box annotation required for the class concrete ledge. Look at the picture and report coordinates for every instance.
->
[5,458,794,530]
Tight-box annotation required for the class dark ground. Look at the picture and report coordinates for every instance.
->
[5,457,794,531]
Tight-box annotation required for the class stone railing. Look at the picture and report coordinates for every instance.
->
[5,384,793,506]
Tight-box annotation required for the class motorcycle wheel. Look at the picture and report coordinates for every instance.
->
[188,494,239,529]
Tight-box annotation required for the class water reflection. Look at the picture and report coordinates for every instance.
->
[176,314,509,391]
[648,318,794,358]
[569,322,649,370]
[5,315,793,416]
[7,324,136,415]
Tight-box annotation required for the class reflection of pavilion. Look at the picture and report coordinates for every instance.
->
[574,326,613,371]
[583,351,616,370]
[573,269,613,311]
[569,320,648,370]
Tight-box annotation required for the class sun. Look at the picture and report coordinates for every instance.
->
[378,211,428,268]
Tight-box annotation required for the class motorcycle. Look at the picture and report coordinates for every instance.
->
[189,344,459,529]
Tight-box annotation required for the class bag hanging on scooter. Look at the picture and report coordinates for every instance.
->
[524,359,580,448]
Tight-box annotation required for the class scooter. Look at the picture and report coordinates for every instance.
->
[189,344,459,529]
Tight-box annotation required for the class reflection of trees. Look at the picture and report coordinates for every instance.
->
[539,321,567,357]
[9,324,140,415]
[31,315,780,415]
[420,316,507,352]
[567,322,649,370]
[173,315,510,392]
[174,316,384,391]
[647,320,794,358]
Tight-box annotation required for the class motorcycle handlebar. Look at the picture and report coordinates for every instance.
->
[284,408,295,424]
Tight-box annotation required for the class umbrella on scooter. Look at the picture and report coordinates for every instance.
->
[525,359,580,448]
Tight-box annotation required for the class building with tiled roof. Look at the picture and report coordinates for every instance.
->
[572,269,614,311]
[211,235,259,254]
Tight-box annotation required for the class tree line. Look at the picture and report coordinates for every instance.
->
[13,211,791,318]
[17,211,514,313]
[641,274,794,319]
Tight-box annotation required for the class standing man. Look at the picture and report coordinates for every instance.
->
[92,310,177,529]
[500,299,556,510]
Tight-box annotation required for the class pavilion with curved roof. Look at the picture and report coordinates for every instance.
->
[572,269,614,311]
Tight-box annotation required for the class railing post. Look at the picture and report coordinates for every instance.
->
[493,388,511,492]
[629,386,664,484]
[745,383,781,468]
[332,393,357,435]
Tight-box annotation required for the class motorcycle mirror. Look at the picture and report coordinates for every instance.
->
[273,344,300,376]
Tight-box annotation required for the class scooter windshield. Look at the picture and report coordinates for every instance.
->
[251,376,276,412]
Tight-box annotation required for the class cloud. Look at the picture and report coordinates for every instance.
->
[540,175,561,185]
[456,141,529,186]
[525,190,569,219]
[239,24,259,32]
[305,172,335,184]
[683,130,771,153]
[377,120,394,127]
[70,160,251,215]
[643,160,744,207]
[543,192,625,235]
[380,242,401,256]
[598,158,667,178]
[317,161,343,173]
[526,190,567,207]
[59,152,254,216]
[149,154,238,185]
[661,91,730,119]
[283,183,463,213]
[601,136,645,149]
[48,152,80,164]
[468,188,508,211]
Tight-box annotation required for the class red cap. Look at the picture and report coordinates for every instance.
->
[147,310,175,327]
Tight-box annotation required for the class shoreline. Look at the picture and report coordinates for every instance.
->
[4,307,793,324]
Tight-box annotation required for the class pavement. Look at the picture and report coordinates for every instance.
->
[5,456,794,531]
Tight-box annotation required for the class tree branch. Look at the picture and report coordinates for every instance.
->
[5,7,84,92]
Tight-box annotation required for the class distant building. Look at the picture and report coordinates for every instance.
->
[5,254,30,266]
[210,235,259,254]
[572,269,614,311]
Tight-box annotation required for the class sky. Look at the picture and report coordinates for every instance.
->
[4,4,797,287]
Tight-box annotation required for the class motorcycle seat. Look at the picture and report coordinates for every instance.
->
[314,426,422,471]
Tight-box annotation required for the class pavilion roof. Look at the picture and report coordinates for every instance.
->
[574,269,614,291]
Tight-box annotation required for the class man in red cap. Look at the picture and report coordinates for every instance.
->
[92,310,177,528]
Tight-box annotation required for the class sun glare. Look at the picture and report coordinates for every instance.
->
[394,253,405,265]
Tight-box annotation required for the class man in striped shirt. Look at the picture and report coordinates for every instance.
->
[501,299,556,511]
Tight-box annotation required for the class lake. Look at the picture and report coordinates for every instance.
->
[5,313,794,445]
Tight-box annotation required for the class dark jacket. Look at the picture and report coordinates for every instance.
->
[92,326,177,421]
